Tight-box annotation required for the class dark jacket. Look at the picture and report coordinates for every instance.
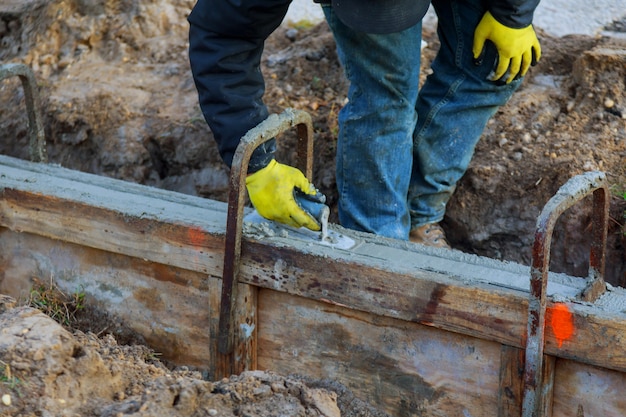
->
[489,0,540,29]
[188,0,540,170]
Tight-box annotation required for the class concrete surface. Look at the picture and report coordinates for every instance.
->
[284,0,626,37]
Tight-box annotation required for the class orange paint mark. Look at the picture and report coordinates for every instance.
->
[549,303,575,348]
[188,227,205,247]
[187,227,206,266]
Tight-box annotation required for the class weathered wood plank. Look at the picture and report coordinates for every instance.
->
[0,228,261,381]
[0,154,227,212]
[0,187,227,276]
[4,225,624,416]
[0,230,217,370]
[540,355,556,417]
[498,346,524,416]
[2,156,625,416]
[214,284,258,378]
[1,157,625,376]
[552,359,626,417]
[257,289,503,417]
[241,241,626,373]
[258,290,626,417]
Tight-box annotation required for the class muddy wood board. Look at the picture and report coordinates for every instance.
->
[258,291,626,417]
[0,155,625,416]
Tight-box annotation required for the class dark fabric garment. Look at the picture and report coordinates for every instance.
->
[316,0,540,29]
[188,0,540,171]
[330,0,430,34]
[487,0,541,28]
[188,0,291,171]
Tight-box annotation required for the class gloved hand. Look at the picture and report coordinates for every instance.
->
[245,159,323,231]
[473,11,541,84]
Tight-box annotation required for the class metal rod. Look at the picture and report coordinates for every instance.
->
[0,63,47,162]
[522,171,609,417]
[218,108,314,355]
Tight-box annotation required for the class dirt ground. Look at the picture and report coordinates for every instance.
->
[0,294,389,417]
[0,0,625,416]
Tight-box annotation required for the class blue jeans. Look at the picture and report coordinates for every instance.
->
[322,0,522,240]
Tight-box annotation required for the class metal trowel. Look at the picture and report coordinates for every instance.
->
[243,191,355,250]
[294,189,330,236]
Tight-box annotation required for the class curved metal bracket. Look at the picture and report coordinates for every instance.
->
[218,108,314,355]
[0,63,47,162]
[522,171,609,417]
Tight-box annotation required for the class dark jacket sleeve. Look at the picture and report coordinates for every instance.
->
[488,0,540,28]
[188,0,292,171]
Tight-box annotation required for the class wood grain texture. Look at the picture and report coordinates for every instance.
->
[1,156,625,413]
[552,359,626,417]
[257,289,502,417]
[1,158,625,372]
[241,241,626,373]
[498,346,525,416]
[258,290,626,417]
[0,230,217,369]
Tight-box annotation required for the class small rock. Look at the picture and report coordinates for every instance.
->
[0,295,16,313]
[583,161,596,171]
[305,389,341,417]
[253,384,272,397]
[230,390,243,403]
[604,98,615,109]
[1,394,11,406]
[271,382,287,393]
[285,28,298,41]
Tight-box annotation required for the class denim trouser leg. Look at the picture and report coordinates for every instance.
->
[408,0,523,228]
[323,5,422,240]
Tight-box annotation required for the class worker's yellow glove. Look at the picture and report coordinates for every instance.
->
[473,11,541,84]
[245,159,321,231]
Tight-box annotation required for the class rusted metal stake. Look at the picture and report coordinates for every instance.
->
[522,171,609,417]
[0,63,47,162]
[218,108,314,356]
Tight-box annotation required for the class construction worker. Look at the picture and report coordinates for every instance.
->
[188,0,541,249]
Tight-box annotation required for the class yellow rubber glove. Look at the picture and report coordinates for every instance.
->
[245,159,321,231]
[473,11,541,84]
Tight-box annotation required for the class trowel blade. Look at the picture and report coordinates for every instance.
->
[243,210,356,250]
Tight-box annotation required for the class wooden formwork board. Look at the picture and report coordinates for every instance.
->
[0,155,625,416]
[258,290,626,417]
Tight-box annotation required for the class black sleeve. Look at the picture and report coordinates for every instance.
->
[188,0,292,171]
[488,0,541,29]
